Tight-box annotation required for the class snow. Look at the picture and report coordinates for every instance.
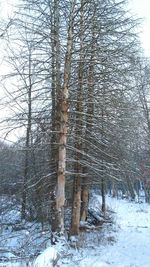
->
[99,197,150,267]
[0,195,50,266]
[1,194,150,267]
[56,195,150,267]
[33,247,58,267]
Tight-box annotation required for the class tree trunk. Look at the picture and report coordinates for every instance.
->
[80,184,89,221]
[21,48,32,220]
[80,6,95,221]
[55,0,76,234]
[49,0,61,239]
[70,0,84,236]
[101,176,106,213]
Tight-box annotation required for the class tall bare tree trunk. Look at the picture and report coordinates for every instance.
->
[50,0,62,239]
[80,58,94,221]
[21,47,32,220]
[55,0,76,234]
[80,7,95,221]
[70,0,84,236]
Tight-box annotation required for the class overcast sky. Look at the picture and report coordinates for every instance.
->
[1,0,150,56]
[0,0,150,143]
[129,0,150,56]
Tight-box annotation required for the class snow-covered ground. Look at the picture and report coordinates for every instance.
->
[56,196,150,267]
[0,195,49,266]
[1,195,150,267]
[80,196,150,267]
[100,197,150,267]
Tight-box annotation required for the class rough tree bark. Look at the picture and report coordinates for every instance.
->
[55,0,76,234]
[70,0,85,235]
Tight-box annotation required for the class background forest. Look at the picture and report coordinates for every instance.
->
[0,0,150,256]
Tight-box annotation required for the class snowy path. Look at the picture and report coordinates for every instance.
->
[78,198,150,267]
[58,198,150,267]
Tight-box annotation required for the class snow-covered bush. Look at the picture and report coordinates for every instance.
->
[33,247,58,267]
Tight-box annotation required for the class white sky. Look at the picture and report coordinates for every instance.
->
[129,0,150,56]
[0,0,150,143]
[1,0,150,56]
